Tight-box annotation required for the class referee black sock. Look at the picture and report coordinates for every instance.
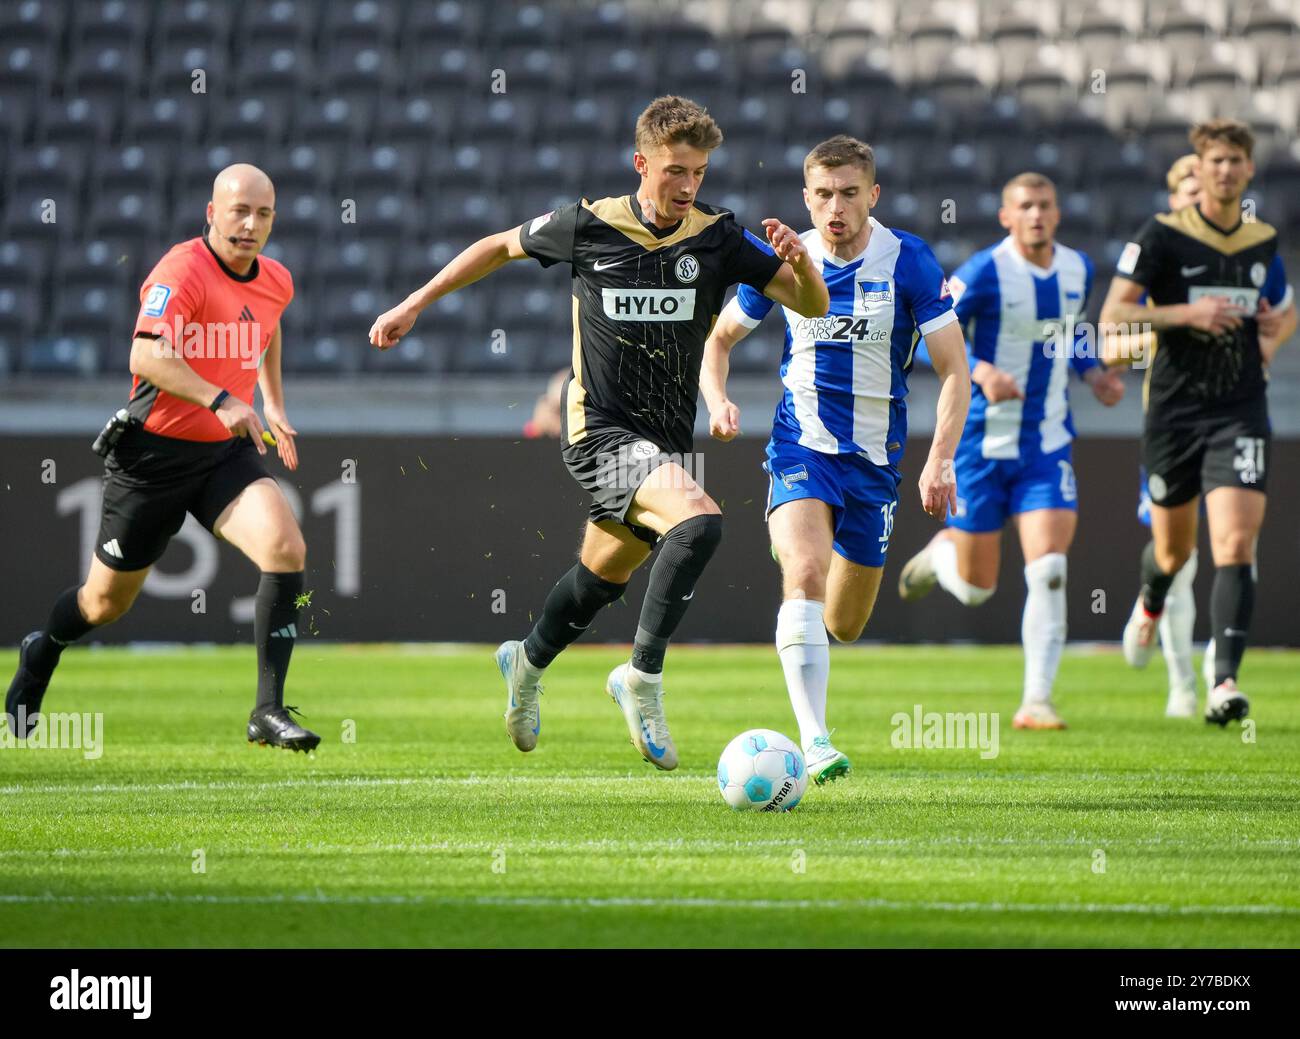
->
[631,514,723,675]
[1139,541,1178,615]
[523,563,627,669]
[28,586,96,677]
[1211,564,1255,686]
[255,571,303,710]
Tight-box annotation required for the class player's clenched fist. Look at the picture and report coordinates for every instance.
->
[762,218,809,268]
[369,300,419,349]
[918,455,957,520]
[709,400,740,442]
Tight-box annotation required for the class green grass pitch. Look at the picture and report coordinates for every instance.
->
[2,643,1297,948]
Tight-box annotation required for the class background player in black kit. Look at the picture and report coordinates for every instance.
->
[1101,119,1295,725]
[369,96,828,769]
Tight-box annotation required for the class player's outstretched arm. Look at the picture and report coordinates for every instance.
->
[129,334,267,451]
[701,307,753,442]
[918,321,971,520]
[758,219,829,318]
[369,226,528,349]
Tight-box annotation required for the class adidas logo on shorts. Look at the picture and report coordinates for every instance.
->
[101,538,124,559]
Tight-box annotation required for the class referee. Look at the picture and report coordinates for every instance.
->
[5,164,320,751]
[1100,119,1296,725]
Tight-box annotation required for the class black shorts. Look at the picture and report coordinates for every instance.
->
[95,427,271,571]
[1143,395,1270,508]
[561,425,686,546]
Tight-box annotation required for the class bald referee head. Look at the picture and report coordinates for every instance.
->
[205,163,276,275]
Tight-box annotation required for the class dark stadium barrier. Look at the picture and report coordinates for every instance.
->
[0,434,1297,647]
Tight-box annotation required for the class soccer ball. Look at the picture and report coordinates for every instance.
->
[717,729,807,812]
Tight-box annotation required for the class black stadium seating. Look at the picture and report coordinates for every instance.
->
[1,0,1298,377]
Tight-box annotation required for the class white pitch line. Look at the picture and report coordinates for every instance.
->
[0,774,700,797]
[3,770,1296,797]
[2,836,1298,860]
[0,891,1295,917]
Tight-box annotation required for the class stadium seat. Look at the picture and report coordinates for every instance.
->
[493,46,572,95]
[292,98,367,163]
[236,44,314,105]
[0,241,49,294]
[21,335,102,376]
[403,0,484,48]
[9,144,87,201]
[338,143,425,197]
[485,2,567,50]
[582,46,653,96]
[404,44,480,96]
[149,45,229,100]
[0,42,53,106]
[242,0,317,49]
[38,96,120,154]
[64,44,139,109]
[156,0,234,53]
[55,240,133,296]
[321,0,402,48]
[273,193,337,242]
[0,285,40,342]
[69,0,151,52]
[0,0,64,49]
[87,192,167,252]
[55,283,132,345]
[95,145,171,200]
[427,143,509,190]
[210,97,286,155]
[319,42,401,108]
[125,95,208,150]
[263,143,336,197]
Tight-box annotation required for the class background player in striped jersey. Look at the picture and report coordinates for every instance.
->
[6,165,318,751]
[701,136,971,783]
[369,97,828,770]
[1102,154,1204,718]
[1102,119,1295,726]
[899,173,1125,731]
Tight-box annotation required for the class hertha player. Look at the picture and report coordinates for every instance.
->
[5,164,319,751]
[699,135,970,783]
[899,173,1125,731]
[369,97,828,769]
[1101,119,1295,725]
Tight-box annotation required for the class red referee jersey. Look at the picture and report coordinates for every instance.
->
[129,235,293,441]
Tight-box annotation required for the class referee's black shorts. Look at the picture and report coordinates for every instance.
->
[1143,394,1270,508]
[95,427,271,571]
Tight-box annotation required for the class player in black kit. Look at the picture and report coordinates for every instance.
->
[369,96,829,768]
[1101,119,1295,725]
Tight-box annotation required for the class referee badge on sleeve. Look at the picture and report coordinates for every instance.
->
[1117,242,1141,276]
[142,284,172,317]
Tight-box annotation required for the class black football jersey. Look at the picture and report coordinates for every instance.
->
[1118,206,1289,421]
[520,195,784,453]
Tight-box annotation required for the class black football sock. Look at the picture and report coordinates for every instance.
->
[1211,564,1255,686]
[631,514,723,675]
[1139,541,1178,615]
[27,586,96,677]
[523,563,627,669]
[255,571,304,710]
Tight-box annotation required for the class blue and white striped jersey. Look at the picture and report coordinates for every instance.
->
[725,218,957,464]
[948,236,1097,462]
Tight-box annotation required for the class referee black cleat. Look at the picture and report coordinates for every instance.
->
[5,632,52,739]
[247,704,320,752]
